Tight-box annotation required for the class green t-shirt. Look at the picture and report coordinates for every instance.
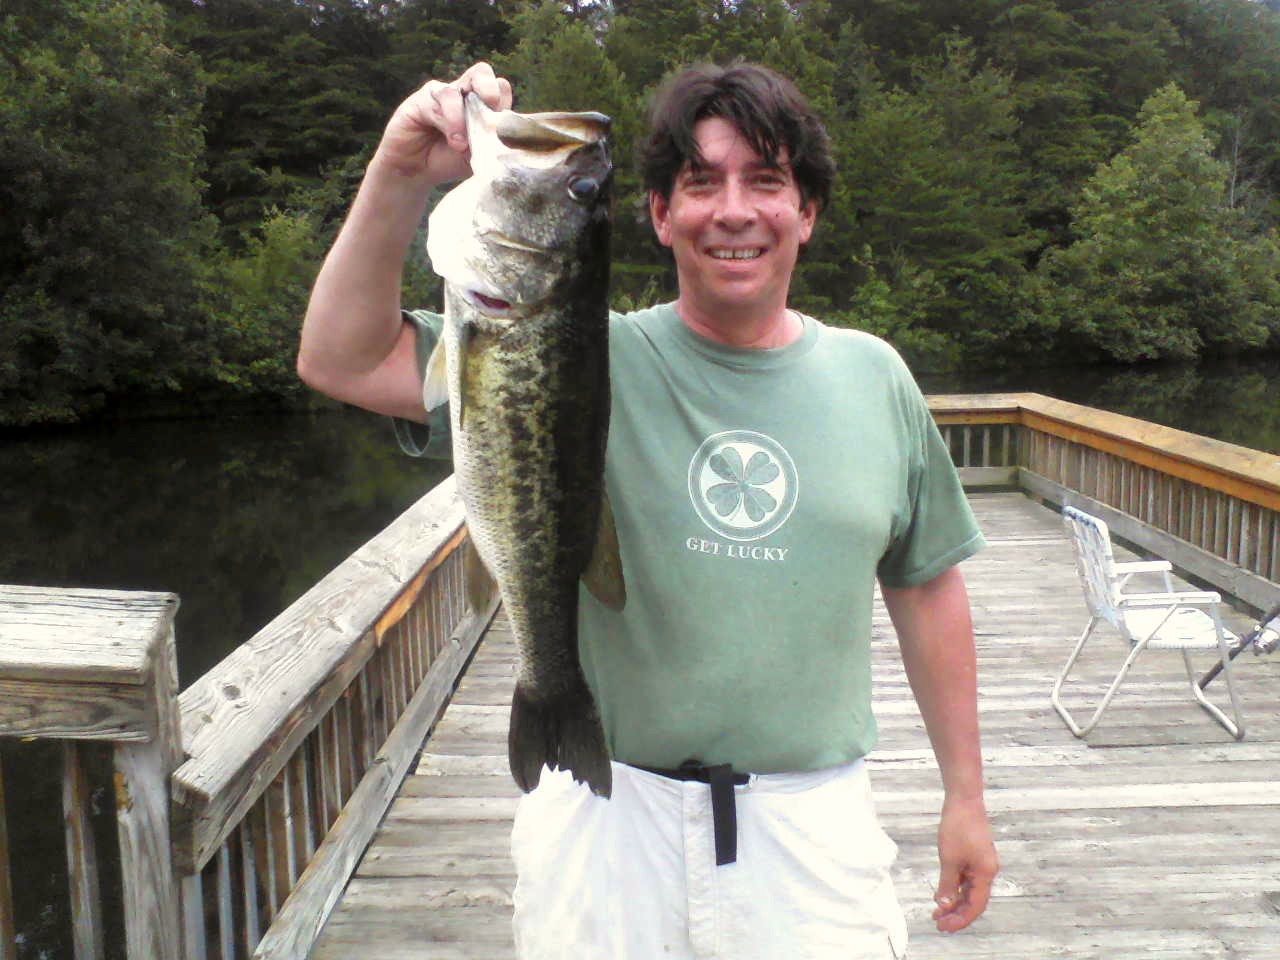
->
[400,303,984,773]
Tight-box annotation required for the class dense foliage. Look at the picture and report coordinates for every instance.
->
[4,0,1280,425]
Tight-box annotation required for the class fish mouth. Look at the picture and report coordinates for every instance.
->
[465,289,516,316]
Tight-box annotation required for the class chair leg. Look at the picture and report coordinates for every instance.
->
[1053,619,1146,738]
[1187,649,1246,740]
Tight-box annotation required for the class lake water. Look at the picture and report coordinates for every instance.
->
[0,356,1277,957]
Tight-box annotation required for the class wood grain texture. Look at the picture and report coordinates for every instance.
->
[63,744,105,960]
[0,587,177,741]
[0,586,177,683]
[310,492,1280,960]
[0,677,150,741]
[113,623,184,960]
[172,479,466,873]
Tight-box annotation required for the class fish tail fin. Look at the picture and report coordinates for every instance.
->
[509,681,612,798]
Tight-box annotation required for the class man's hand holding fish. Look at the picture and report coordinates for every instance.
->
[297,62,512,422]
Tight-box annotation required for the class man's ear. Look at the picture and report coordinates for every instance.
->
[649,190,672,247]
[798,197,818,245]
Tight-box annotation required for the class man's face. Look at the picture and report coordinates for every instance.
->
[650,116,817,327]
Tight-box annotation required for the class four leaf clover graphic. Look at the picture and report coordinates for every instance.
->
[706,447,781,522]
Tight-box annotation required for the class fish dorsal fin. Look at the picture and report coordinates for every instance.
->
[582,490,626,611]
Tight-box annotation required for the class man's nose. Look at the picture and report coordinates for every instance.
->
[714,178,756,228]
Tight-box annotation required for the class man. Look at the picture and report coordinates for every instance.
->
[299,61,998,959]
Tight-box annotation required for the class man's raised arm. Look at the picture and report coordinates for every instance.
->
[296,62,512,421]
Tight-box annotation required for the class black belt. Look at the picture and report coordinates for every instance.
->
[632,760,750,866]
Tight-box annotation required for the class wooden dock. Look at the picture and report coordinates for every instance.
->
[309,491,1280,959]
[5,394,1278,959]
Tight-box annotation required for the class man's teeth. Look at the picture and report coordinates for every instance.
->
[709,248,764,260]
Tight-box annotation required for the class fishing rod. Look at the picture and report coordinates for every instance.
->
[1199,601,1280,690]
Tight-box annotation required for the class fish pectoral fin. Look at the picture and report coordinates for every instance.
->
[422,338,449,412]
[463,533,498,614]
[581,490,626,611]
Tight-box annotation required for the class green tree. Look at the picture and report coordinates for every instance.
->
[606,0,706,90]
[160,0,394,245]
[1040,83,1280,362]
[384,0,512,90]
[839,39,1041,352]
[1170,0,1280,223]
[208,208,324,397]
[0,0,217,425]
[498,1,660,299]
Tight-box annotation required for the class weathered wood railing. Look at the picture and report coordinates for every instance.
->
[0,476,489,960]
[4,395,1279,960]
[0,586,184,960]
[931,392,1280,613]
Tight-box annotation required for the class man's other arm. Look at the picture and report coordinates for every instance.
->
[296,63,512,421]
[880,565,998,933]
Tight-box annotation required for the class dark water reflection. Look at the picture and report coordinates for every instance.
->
[0,356,1276,957]
[1,408,449,685]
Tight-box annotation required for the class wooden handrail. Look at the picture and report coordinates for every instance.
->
[929,392,1279,612]
[929,393,1280,511]
[0,586,184,960]
[171,477,468,874]
[0,476,483,960]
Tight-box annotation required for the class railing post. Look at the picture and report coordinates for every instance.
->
[113,613,185,960]
[0,586,185,960]
[63,743,105,960]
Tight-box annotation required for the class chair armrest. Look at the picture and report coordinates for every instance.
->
[1119,591,1222,608]
[1116,559,1174,594]
[1113,560,1173,574]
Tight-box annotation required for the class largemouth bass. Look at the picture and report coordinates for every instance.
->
[423,95,623,798]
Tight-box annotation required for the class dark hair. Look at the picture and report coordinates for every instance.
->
[640,62,835,212]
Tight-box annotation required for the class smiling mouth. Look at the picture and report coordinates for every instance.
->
[708,248,765,261]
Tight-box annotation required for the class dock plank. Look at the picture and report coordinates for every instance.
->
[310,491,1280,959]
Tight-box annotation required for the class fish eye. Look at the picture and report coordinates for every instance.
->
[567,177,600,202]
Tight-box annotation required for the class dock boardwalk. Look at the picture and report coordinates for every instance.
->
[310,492,1280,959]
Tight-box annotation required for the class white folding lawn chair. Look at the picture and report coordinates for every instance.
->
[1053,506,1245,740]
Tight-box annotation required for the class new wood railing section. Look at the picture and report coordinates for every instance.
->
[2,395,1278,960]
[931,392,1280,613]
[0,477,492,960]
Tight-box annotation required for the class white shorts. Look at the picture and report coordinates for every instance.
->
[510,759,908,960]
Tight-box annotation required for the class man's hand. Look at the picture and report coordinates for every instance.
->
[375,61,513,182]
[931,794,998,932]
